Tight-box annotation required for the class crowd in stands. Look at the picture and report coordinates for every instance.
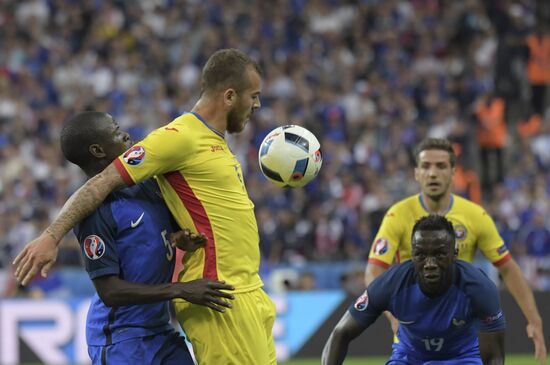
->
[0,0,549,292]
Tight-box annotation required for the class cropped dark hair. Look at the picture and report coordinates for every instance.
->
[411,214,456,244]
[60,111,109,168]
[413,138,456,167]
[201,48,261,95]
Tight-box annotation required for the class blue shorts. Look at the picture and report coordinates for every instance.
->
[88,330,193,365]
[386,349,483,365]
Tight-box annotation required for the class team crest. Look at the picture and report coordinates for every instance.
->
[354,290,369,311]
[454,225,467,240]
[123,145,146,165]
[373,237,389,256]
[83,235,106,260]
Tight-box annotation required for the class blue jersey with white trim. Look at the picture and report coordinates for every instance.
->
[74,179,177,346]
[349,260,505,361]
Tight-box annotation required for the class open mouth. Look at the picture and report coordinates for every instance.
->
[424,273,440,282]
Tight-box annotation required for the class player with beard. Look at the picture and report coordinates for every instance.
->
[364,138,547,364]
[323,215,506,365]
[14,49,276,364]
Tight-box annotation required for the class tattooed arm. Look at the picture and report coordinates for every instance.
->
[13,164,125,285]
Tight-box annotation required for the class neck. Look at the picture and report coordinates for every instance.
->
[191,96,227,134]
[422,192,452,215]
[83,161,109,179]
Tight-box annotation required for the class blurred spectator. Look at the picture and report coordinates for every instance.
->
[475,91,507,195]
[0,0,548,293]
[516,210,550,290]
[525,23,550,117]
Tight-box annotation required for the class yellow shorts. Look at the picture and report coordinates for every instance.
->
[174,287,276,365]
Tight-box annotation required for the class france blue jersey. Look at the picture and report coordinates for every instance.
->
[350,260,506,362]
[74,179,177,346]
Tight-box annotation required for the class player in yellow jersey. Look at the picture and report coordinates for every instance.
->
[365,138,547,365]
[13,49,276,365]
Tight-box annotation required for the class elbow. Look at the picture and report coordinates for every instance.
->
[97,290,119,307]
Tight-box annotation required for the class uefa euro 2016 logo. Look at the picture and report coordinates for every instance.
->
[83,235,106,260]
[123,145,146,165]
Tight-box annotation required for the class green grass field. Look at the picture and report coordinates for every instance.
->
[284,354,547,364]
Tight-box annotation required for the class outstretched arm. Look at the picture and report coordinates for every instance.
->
[498,259,547,364]
[322,311,365,365]
[478,330,505,365]
[94,275,235,312]
[13,163,125,285]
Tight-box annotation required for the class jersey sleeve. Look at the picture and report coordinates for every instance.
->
[113,122,193,185]
[367,208,402,268]
[348,266,395,328]
[73,202,120,280]
[474,208,511,267]
[469,269,507,332]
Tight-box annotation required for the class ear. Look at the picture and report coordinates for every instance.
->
[89,144,106,158]
[414,167,420,182]
[223,88,237,107]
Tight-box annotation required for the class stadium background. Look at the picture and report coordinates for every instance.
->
[0,0,549,363]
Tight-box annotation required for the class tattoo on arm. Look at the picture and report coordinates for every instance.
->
[48,164,126,242]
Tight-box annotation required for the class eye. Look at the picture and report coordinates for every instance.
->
[415,253,426,260]
[436,253,446,259]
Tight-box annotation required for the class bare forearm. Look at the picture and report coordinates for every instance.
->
[500,261,542,325]
[97,281,178,307]
[321,331,350,365]
[48,164,125,242]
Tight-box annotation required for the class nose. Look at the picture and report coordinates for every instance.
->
[424,256,437,270]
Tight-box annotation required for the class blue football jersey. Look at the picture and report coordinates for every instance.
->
[74,179,178,346]
[350,260,506,362]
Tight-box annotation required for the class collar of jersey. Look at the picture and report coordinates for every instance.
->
[418,193,454,215]
[190,112,226,139]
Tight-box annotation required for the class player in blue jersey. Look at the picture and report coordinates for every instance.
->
[322,214,505,365]
[60,111,235,365]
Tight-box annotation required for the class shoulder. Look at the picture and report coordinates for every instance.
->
[453,195,489,217]
[374,261,416,293]
[384,195,420,219]
[454,260,498,297]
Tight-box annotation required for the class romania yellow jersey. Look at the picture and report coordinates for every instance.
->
[368,194,511,268]
[114,112,262,293]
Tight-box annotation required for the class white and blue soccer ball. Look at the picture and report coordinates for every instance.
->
[258,125,322,188]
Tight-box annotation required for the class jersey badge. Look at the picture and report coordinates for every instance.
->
[373,237,389,255]
[454,225,467,240]
[354,290,369,311]
[123,145,146,166]
[83,235,106,260]
[496,244,508,255]
[451,318,466,327]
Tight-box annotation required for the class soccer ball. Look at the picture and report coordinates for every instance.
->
[258,125,322,188]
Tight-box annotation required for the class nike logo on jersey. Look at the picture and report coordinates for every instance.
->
[452,318,465,327]
[131,212,145,228]
[398,319,415,325]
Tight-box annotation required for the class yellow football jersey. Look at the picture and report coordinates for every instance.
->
[114,112,262,293]
[368,194,511,268]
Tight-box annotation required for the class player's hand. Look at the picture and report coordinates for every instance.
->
[170,229,207,252]
[13,232,59,286]
[176,279,235,312]
[527,321,547,364]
